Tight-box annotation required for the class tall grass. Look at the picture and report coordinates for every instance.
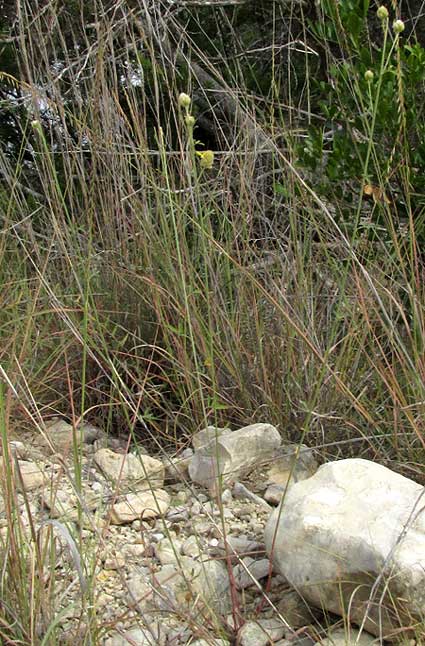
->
[1,0,425,642]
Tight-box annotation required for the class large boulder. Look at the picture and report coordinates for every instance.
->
[265,458,425,638]
[189,423,281,494]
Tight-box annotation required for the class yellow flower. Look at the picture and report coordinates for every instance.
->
[198,150,214,169]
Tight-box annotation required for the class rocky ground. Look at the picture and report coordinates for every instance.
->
[1,420,414,645]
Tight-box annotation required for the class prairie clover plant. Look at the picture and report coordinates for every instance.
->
[178,92,214,172]
[298,1,425,245]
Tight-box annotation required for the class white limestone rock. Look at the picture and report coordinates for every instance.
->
[315,628,376,646]
[41,487,102,522]
[232,556,271,589]
[181,535,204,558]
[214,534,265,562]
[265,443,318,489]
[0,458,54,492]
[189,423,281,494]
[277,589,315,628]
[265,458,425,637]
[163,448,193,481]
[110,489,170,524]
[190,640,230,646]
[94,448,164,489]
[237,618,285,646]
[17,460,52,491]
[127,556,231,617]
[192,426,232,451]
[154,537,183,565]
[8,441,32,460]
[41,418,104,454]
[103,626,157,645]
[264,483,285,505]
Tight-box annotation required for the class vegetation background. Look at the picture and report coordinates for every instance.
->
[1,0,425,642]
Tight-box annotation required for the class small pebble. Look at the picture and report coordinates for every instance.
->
[191,501,202,515]
[221,489,233,504]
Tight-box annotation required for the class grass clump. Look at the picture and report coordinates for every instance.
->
[1,0,425,642]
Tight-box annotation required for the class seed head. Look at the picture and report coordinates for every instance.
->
[393,19,405,34]
[377,5,389,19]
[178,93,191,109]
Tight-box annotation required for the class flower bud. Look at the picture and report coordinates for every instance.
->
[393,19,405,34]
[178,92,191,109]
[364,70,374,82]
[185,115,195,127]
[377,5,388,19]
